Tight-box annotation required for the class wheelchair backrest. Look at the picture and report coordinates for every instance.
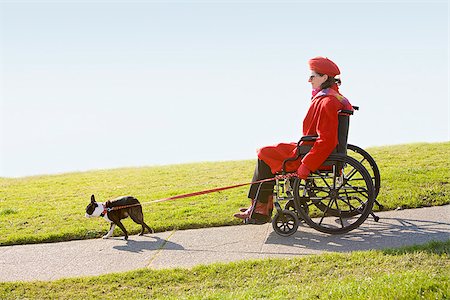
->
[283,107,356,173]
[337,109,353,155]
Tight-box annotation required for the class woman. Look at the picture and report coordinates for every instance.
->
[234,56,353,224]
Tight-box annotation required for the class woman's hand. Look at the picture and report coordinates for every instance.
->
[297,163,310,180]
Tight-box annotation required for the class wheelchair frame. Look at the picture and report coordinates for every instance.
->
[271,107,382,236]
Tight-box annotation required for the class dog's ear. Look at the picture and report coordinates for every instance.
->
[91,195,96,203]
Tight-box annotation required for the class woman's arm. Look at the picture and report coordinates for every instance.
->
[301,97,342,172]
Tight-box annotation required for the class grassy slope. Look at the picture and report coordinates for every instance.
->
[1,240,448,299]
[0,142,449,246]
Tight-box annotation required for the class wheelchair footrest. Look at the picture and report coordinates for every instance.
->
[245,213,272,225]
[244,218,272,225]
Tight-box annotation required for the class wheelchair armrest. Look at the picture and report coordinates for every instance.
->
[296,135,318,148]
[283,137,317,173]
[339,109,354,115]
[299,135,318,143]
[281,153,301,174]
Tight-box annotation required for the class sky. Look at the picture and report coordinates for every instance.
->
[0,0,448,178]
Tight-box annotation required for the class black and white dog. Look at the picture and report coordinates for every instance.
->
[85,195,153,240]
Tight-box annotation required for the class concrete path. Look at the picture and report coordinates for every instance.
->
[1,205,449,282]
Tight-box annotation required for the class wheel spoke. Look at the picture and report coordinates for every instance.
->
[344,183,369,199]
[332,198,345,228]
[346,166,358,180]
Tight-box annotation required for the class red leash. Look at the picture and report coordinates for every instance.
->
[147,177,277,204]
[107,174,297,211]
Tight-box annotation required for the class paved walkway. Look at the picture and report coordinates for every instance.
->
[1,205,449,282]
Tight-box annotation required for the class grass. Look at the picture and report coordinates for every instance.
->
[0,142,449,246]
[1,239,448,299]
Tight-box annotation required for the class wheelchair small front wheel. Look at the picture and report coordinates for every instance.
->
[272,209,299,236]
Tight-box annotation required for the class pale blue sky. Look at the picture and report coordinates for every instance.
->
[0,0,448,177]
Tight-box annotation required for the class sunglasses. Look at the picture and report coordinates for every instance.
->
[309,74,323,81]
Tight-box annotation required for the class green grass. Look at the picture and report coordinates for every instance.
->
[0,142,449,246]
[1,239,448,299]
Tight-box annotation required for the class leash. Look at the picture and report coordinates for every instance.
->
[107,173,298,211]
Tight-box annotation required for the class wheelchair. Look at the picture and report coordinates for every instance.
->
[271,106,382,236]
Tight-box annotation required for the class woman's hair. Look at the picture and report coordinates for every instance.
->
[318,73,341,89]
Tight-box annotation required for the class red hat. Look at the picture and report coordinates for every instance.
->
[308,56,340,77]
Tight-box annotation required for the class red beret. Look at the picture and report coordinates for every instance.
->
[308,57,340,77]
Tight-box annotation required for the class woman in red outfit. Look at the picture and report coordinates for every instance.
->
[234,56,353,224]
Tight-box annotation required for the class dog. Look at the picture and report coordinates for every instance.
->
[85,195,153,240]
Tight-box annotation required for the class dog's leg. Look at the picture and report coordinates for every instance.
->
[114,220,129,240]
[103,223,116,239]
[138,223,151,236]
[142,222,154,235]
[130,213,153,235]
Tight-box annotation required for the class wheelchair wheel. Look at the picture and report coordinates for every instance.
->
[347,144,381,199]
[309,144,382,218]
[272,209,299,236]
[293,154,375,234]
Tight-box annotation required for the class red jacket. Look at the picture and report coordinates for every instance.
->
[257,85,352,174]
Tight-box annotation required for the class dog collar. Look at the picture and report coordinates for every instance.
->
[100,204,108,217]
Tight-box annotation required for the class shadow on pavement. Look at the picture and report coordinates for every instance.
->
[265,216,450,252]
[113,235,184,253]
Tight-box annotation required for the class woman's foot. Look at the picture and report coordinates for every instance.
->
[233,198,273,224]
[233,200,255,219]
